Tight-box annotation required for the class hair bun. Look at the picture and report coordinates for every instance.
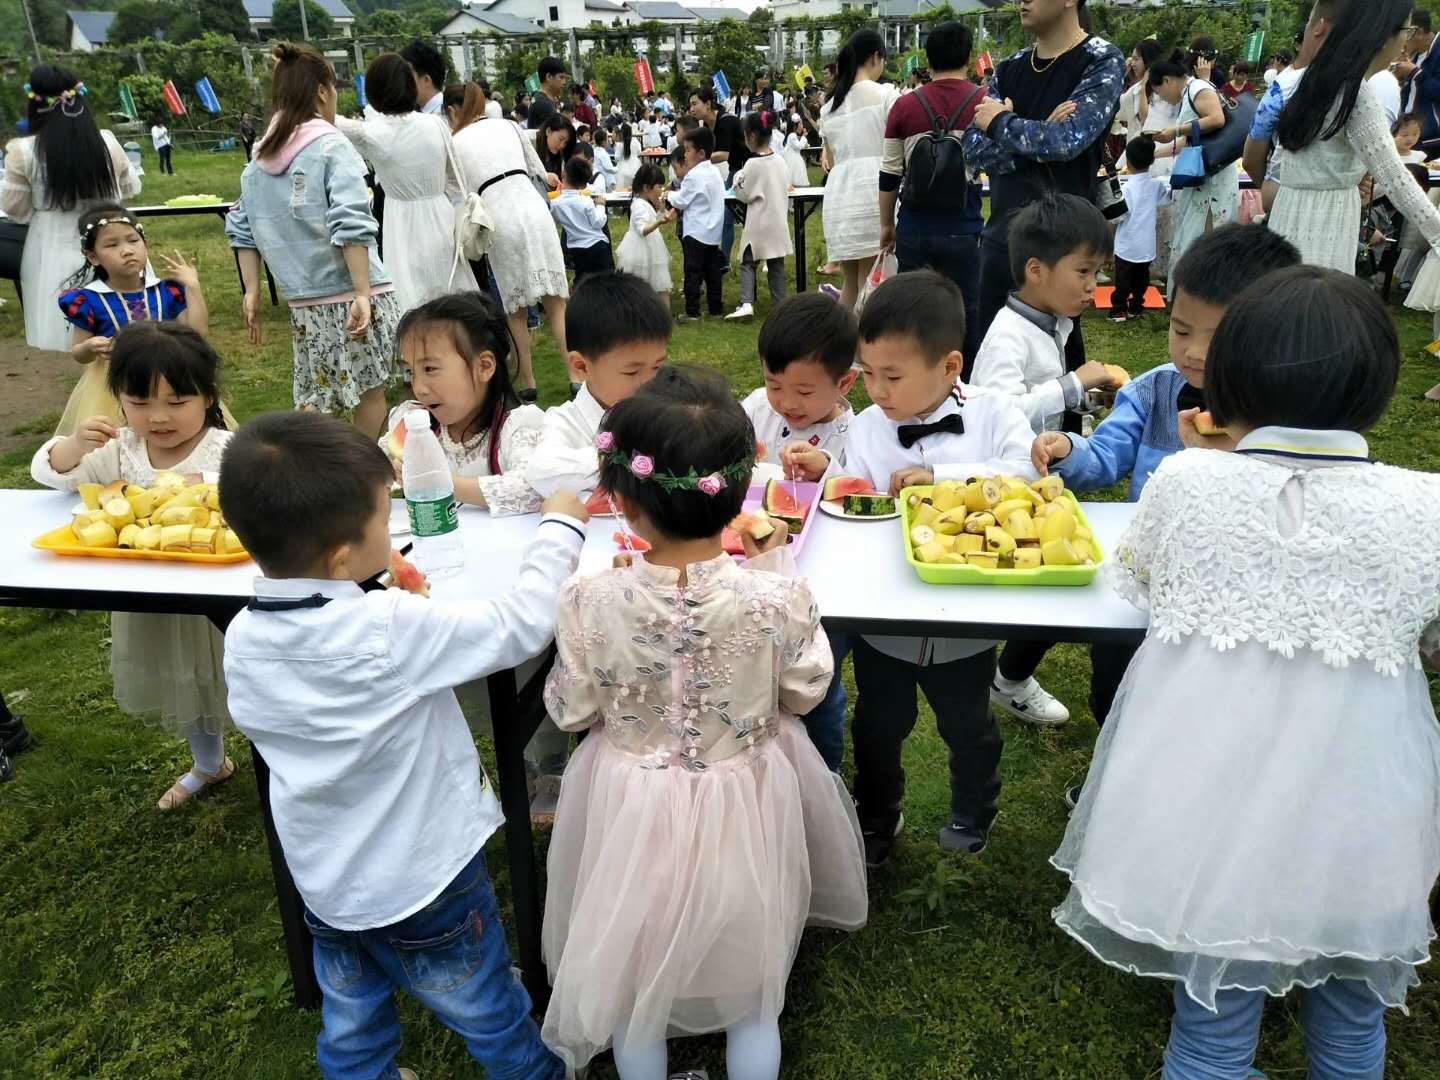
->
[273,42,301,63]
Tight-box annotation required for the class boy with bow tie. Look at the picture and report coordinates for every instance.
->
[841,270,1035,868]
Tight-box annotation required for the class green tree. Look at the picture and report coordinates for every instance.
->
[747,6,773,30]
[668,44,690,102]
[592,50,641,111]
[694,20,764,95]
[110,0,179,45]
[194,0,253,40]
[271,0,334,40]
[642,20,665,65]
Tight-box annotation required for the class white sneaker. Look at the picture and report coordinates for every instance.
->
[725,303,754,321]
[990,677,1070,726]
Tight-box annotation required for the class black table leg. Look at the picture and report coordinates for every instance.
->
[794,200,809,295]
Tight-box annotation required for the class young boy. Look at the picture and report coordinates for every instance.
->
[219,413,587,1080]
[844,269,1037,867]
[971,193,1119,728]
[744,292,860,774]
[550,157,614,283]
[1031,224,1301,801]
[667,126,727,322]
[1110,137,1171,322]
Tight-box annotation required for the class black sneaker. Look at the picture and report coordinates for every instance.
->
[1064,784,1083,812]
[0,748,12,783]
[862,814,904,869]
[936,820,988,855]
[0,714,32,756]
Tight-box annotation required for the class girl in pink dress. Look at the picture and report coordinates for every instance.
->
[540,366,868,1079]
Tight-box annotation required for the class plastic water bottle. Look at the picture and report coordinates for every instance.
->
[401,411,465,580]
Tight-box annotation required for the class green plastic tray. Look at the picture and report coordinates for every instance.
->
[898,485,1103,587]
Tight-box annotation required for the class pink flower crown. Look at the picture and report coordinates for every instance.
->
[595,431,751,496]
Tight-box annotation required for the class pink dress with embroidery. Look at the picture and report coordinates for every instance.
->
[540,552,868,1069]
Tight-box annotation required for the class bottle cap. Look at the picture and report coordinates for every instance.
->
[403,410,432,432]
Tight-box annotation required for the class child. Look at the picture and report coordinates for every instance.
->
[782,114,811,188]
[615,162,675,305]
[380,293,544,516]
[843,270,1037,867]
[30,322,233,810]
[539,365,867,1076]
[1110,138,1172,322]
[1395,111,1427,166]
[1031,224,1300,802]
[572,140,605,196]
[56,204,216,437]
[971,194,1119,728]
[219,412,585,1080]
[551,157,614,283]
[1053,266,1440,1079]
[592,125,617,189]
[667,126,727,322]
[726,111,793,323]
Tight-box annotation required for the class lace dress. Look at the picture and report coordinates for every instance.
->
[380,401,544,516]
[819,80,901,261]
[1053,438,1440,1011]
[30,427,232,736]
[616,198,672,294]
[540,552,868,1070]
[1270,79,1440,276]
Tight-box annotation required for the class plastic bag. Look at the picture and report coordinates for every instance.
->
[854,249,898,315]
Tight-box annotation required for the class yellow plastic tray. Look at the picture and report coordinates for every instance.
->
[32,524,251,564]
[899,485,1102,587]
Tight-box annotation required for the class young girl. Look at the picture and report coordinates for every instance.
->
[727,111,793,323]
[380,292,544,516]
[616,162,674,304]
[782,114,810,188]
[540,366,867,1078]
[1054,267,1440,1077]
[30,322,234,811]
[55,204,219,437]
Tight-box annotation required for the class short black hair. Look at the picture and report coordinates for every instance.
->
[108,322,225,431]
[538,56,567,81]
[758,293,858,381]
[676,114,699,134]
[564,155,593,186]
[1229,60,1252,77]
[1171,223,1300,307]
[566,270,672,359]
[1007,192,1110,284]
[598,366,750,540]
[683,125,714,157]
[691,83,721,109]
[367,52,419,115]
[924,20,973,70]
[1206,266,1398,433]
[1395,110,1424,133]
[633,161,665,191]
[219,412,394,578]
[858,269,965,365]
[399,40,445,90]
[1415,9,1433,32]
[669,145,686,167]
[1125,133,1156,172]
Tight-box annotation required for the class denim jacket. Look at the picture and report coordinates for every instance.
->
[225,128,390,303]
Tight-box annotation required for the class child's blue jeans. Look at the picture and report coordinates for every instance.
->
[304,849,564,1080]
[801,632,850,774]
[1164,978,1386,1080]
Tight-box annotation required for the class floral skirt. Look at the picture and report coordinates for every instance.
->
[288,292,399,413]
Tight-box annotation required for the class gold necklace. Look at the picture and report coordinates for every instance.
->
[1031,29,1088,73]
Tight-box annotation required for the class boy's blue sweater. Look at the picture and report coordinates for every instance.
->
[1054,364,1190,501]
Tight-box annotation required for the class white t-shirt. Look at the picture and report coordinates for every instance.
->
[1368,69,1403,127]
[484,100,503,119]
[1115,172,1174,265]
[150,124,170,151]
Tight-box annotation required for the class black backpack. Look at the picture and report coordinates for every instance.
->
[900,84,987,213]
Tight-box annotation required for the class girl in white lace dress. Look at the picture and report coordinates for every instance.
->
[1054,267,1440,1078]
[615,163,674,302]
[541,367,867,1078]
[30,323,234,811]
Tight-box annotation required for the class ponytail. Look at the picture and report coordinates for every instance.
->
[257,43,335,161]
[827,28,886,113]
[742,108,774,145]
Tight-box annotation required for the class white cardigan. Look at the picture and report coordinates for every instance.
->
[969,298,1085,435]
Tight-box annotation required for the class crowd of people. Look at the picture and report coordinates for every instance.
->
[6,0,1440,1078]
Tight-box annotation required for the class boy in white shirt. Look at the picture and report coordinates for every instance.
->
[844,270,1036,867]
[667,126,727,322]
[1109,138,1172,322]
[550,157,614,283]
[220,412,586,1080]
[970,193,1120,729]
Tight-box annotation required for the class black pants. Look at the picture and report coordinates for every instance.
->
[158,145,174,174]
[997,638,1053,685]
[998,639,1138,727]
[851,639,1002,836]
[1112,257,1151,316]
[569,241,615,284]
[682,236,725,316]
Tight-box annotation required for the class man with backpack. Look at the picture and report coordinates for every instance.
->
[879,20,988,366]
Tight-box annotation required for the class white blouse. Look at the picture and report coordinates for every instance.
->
[382,402,545,517]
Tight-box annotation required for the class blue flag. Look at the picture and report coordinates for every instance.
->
[195,76,221,115]
[355,74,367,110]
[711,70,731,103]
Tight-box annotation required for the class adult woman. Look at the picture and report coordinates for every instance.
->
[335,53,475,313]
[1115,39,1165,145]
[1271,0,1440,274]
[450,84,569,396]
[612,121,643,191]
[609,96,624,120]
[819,28,900,308]
[1,65,140,351]
[534,114,575,186]
[226,43,398,437]
[1150,52,1237,293]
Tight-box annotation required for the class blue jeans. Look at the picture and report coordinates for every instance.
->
[801,632,850,773]
[896,214,983,370]
[721,205,737,272]
[305,849,564,1080]
[1164,979,1386,1080]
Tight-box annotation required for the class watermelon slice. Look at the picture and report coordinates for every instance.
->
[389,549,430,597]
[822,476,876,501]
[754,439,768,461]
[762,479,810,534]
[721,527,744,555]
[731,510,775,542]
[587,488,614,515]
[386,421,407,462]
[613,531,651,552]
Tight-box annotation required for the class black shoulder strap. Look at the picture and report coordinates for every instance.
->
[946,84,987,131]
[913,85,944,132]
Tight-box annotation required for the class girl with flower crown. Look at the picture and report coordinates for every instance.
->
[539,365,868,1079]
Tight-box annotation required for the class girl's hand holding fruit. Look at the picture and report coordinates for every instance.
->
[52,416,119,473]
[739,517,788,560]
[1178,408,1236,452]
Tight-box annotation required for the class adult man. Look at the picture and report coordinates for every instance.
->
[879,20,986,364]
[571,84,597,129]
[401,40,447,115]
[965,0,1124,351]
[654,91,673,116]
[1399,11,1440,142]
[690,83,748,271]
[527,56,569,128]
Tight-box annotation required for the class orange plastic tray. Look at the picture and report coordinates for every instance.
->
[32,524,251,564]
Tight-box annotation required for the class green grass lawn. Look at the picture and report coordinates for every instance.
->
[3,146,1440,1079]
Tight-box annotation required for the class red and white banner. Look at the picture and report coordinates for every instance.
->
[633,59,654,95]
[162,80,187,116]
[975,52,995,80]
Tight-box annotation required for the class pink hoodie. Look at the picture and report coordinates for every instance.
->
[256,118,337,174]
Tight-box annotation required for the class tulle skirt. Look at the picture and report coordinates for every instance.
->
[54,355,238,437]
[616,229,672,295]
[541,718,867,1069]
[1405,248,1440,313]
[111,612,230,737]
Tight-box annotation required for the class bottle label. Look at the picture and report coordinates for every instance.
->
[408,495,459,538]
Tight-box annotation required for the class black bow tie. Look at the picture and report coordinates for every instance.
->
[897,413,965,449]
[247,593,332,612]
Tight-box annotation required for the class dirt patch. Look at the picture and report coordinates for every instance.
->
[0,337,76,456]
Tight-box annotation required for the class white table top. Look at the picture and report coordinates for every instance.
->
[0,490,1147,642]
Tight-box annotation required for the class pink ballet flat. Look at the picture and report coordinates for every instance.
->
[157,756,236,811]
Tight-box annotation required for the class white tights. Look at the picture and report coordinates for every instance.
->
[187,728,225,775]
[612,1014,781,1080]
